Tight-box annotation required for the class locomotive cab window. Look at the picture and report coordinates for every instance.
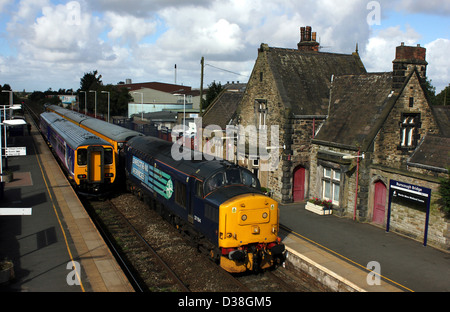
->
[226,169,241,184]
[77,149,87,166]
[205,172,225,194]
[242,169,259,188]
[104,148,113,165]
[205,168,261,195]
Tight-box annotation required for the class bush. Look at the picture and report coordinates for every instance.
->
[438,171,450,217]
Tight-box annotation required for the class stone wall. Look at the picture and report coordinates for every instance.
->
[236,45,287,202]
[373,73,439,169]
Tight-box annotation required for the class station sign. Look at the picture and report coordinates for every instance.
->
[387,179,432,246]
[390,180,431,212]
[6,146,26,156]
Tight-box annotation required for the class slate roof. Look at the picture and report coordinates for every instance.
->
[265,47,366,115]
[431,106,450,137]
[408,106,450,171]
[408,134,450,172]
[202,90,244,129]
[313,72,394,150]
[118,81,192,93]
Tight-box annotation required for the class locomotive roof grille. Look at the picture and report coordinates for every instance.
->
[127,136,244,182]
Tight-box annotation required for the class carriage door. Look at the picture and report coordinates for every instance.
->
[373,181,387,225]
[88,147,104,183]
[293,166,306,202]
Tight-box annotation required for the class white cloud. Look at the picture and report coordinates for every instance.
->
[361,25,422,72]
[425,38,450,93]
[105,12,158,45]
[0,0,447,92]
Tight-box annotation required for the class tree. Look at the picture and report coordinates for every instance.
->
[202,81,224,110]
[80,70,103,91]
[434,85,450,106]
[96,84,131,117]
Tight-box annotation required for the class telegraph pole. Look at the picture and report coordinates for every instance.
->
[200,56,204,113]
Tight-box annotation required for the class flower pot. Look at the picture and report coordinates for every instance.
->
[305,202,333,215]
[0,171,13,183]
[0,261,14,285]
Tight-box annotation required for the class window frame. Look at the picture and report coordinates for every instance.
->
[399,113,420,149]
[322,167,341,205]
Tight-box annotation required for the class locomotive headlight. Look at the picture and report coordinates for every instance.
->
[241,214,247,221]
[262,212,268,219]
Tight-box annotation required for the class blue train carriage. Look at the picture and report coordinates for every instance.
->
[40,112,116,193]
[125,136,284,273]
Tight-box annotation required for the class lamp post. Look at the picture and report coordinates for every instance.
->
[89,90,97,118]
[101,91,110,123]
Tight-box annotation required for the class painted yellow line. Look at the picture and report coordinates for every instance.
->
[32,133,85,292]
[281,225,414,292]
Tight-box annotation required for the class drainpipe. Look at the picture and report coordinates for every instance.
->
[353,149,360,221]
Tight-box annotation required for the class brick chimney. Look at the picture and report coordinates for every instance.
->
[392,42,428,89]
[298,26,320,52]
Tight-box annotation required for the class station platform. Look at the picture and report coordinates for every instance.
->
[279,202,450,292]
[0,114,134,292]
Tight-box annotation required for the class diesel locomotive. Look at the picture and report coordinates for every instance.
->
[124,136,285,273]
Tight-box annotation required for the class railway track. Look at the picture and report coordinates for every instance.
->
[87,198,189,292]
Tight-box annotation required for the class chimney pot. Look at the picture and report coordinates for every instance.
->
[298,26,320,52]
[306,26,312,41]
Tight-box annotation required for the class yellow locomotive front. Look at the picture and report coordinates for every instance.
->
[218,193,285,273]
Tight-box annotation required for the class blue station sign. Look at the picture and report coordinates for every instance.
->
[387,180,432,246]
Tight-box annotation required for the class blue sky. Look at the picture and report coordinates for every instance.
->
[0,0,448,93]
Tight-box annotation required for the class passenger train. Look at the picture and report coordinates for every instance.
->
[40,112,116,193]
[125,136,285,273]
[45,104,143,180]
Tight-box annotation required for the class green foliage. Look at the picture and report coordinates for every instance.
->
[78,71,131,117]
[425,77,450,106]
[438,171,450,217]
[434,85,450,106]
[79,70,103,91]
[202,81,224,111]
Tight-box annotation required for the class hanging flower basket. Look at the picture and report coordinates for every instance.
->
[305,198,333,215]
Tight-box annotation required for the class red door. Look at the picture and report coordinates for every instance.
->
[293,166,305,202]
[373,181,387,224]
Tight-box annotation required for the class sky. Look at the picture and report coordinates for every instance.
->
[0,0,448,93]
